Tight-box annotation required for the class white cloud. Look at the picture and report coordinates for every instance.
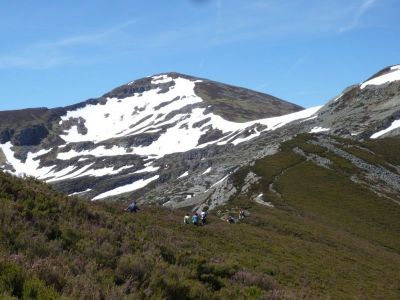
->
[0,20,137,69]
[339,0,377,33]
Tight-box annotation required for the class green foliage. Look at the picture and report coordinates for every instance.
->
[22,278,59,300]
[0,261,58,300]
[0,261,25,298]
[364,137,400,165]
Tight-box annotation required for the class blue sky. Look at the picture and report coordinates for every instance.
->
[0,0,399,110]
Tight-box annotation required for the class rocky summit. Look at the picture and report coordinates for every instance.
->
[0,66,400,210]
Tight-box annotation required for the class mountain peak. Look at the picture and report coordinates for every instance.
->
[361,64,400,89]
[1,65,400,205]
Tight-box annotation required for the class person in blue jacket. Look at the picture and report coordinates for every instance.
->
[192,212,199,225]
[126,201,140,213]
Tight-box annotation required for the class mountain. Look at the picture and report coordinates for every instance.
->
[1,66,400,299]
[0,72,306,201]
[311,65,400,139]
[0,66,400,210]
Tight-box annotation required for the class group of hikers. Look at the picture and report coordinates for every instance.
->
[184,208,246,225]
[126,200,246,225]
[227,208,245,224]
[184,209,208,225]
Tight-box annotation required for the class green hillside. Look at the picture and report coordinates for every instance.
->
[0,135,399,299]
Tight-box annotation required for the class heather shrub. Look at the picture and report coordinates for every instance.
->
[232,270,278,291]
[22,278,59,300]
[0,262,24,298]
[115,254,150,284]
[0,261,60,299]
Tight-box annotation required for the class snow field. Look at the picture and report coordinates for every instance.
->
[1,74,323,200]
[361,65,400,89]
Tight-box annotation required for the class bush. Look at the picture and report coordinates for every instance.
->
[22,278,59,300]
[0,262,24,298]
[115,254,150,285]
[0,261,60,300]
[59,225,80,250]
[232,270,278,291]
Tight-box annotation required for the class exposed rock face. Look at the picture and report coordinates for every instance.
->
[0,129,14,144]
[312,136,400,195]
[12,125,49,146]
[0,67,399,209]
[293,147,332,169]
[311,67,400,139]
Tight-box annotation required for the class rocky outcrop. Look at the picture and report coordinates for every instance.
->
[11,125,49,146]
[0,129,14,143]
[312,136,400,195]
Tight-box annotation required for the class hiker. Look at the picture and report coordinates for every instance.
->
[192,212,199,225]
[200,209,207,225]
[126,201,140,213]
[184,214,190,224]
[227,216,235,224]
[239,208,245,220]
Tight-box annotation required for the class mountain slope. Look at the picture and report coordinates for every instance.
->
[1,66,400,209]
[310,64,400,138]
[0,134,399,299]
[0,73,311,201]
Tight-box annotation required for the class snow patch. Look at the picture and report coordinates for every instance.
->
[351,132,361,136]
[310,127,330,133]
[77,165,133,178]
[133,165,160,173]
[231,128,261,146]
[92,175,159,200]
[178,171,189,179]
[370,120,400,139]
[391,65,400,71]
[151,74,173,84]
[57,145,129,160]
[69,189,92,196]
[202,167,212,175]
[361,67,400,89]
[333,93,344,102]
[211,173,230,187]
[46,164,133,182]
[0,143,54,178]
[254,193,274,207]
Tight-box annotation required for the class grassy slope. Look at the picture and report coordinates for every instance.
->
[0,135,399,299]
[233,134,400,298]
